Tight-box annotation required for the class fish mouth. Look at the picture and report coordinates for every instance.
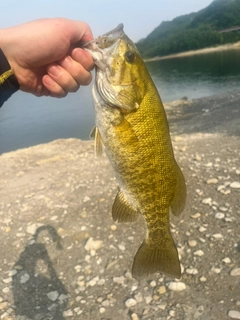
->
[83,24,125,69]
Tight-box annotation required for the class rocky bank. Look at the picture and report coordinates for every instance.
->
[0,90,240,320]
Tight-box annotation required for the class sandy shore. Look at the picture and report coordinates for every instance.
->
[0,90,239,319]
[145,41,240,61]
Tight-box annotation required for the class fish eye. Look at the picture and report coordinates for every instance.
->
[124,51,135,63]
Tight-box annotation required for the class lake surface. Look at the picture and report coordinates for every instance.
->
[1,48,240,154]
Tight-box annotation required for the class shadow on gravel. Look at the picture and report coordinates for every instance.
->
[12,225,68,320]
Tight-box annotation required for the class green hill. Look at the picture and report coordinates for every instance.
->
[136,0,240,58]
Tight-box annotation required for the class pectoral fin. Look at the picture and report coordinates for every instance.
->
[112,188,139,223]
[90,126,103,157]
[170,165,187,216]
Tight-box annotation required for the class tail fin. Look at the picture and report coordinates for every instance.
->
[132,236,181,279]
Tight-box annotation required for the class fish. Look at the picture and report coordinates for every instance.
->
[84,24,186,279]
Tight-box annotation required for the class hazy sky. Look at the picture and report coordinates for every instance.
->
[1,0,213,42]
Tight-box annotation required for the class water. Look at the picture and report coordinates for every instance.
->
[1,48,240,154]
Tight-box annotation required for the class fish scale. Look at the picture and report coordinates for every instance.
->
[84,24,186,279]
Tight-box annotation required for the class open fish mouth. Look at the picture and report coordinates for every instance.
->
[83,24,125,69]
[84,23,125,50]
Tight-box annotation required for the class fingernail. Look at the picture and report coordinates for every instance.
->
[48,65,61,77]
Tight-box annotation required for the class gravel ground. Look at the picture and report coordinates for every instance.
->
[0,90,239,320]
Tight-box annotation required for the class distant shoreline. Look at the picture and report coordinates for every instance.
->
[145,41,240,62]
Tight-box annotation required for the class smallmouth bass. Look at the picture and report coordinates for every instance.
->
[84,24,186,279]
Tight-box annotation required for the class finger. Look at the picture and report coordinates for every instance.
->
[47,64,80,92]
[42,74,68,98]
[71,48,95,72]
[59,54,93,86]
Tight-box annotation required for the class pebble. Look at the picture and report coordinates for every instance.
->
[230,268,240,276]
[99,307,106,314]
[134,292,143,303]
[84,237,102,251]
[211,267,221,274]
[186,268,198,275]
[199,276,207,282]
[193,250,204,256]
[113,276,125,284]
[150,280,156,287]
[188,240,197,247]
[167,281,186,291]
[228,310,240,319]
[157,286,166,295]
[63,309,74,317]
[215,212,225,219]
[222,257,231,264]
[191,213,201,219]
[230,182,240,189]
[125,298,137,308]
[26,223,43,235]
[20,273,30,284]
[145,296,152,304]
[199,226,207,232]
[0,301,8,310]
[47,291,59,301]
[202,197,212,205]
[131,313,139,320]
[206,178,218,184]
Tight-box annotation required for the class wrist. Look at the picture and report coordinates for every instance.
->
[0,48,19,107]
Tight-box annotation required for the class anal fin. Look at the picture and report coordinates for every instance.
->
[112,188,139,223]
[90,126,103,157]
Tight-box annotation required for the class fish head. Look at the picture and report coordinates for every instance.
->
[84,24,148,112]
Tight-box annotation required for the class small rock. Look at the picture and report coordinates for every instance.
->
[211,267,221,274]
[188,240,197,247]
[186,268,198,275]
[230,268,240,276]
[202,198,212,205]
[113,276,125,284]
[215,212,225,219]
[167,281,186,291]
[125,298,137,308]
[47,291,59,301]
[134,292,143,303]
[83,196,91,202]
[131,313,139,320]
[26,223,43,235]
[157,286,166,295]
[199,226,206,232]
[0,301,8,310]
[193,250,204,256]
[212,233,223,239]
[20,273,30,284]
[84,237,102,251]
[102,300,110,307]
[150,280,156,287]
[199,276,207,282]
[222,257,231,264]
[99,307,106,314]
[230,182,240,189]
[228,310,240,319]
[145,296,152,304]
[207,178,218,184]
[63,309,74,317]
[191,213,201,219]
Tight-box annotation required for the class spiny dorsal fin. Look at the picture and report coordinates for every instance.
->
[90,126,103,157]
[112,188,139,223]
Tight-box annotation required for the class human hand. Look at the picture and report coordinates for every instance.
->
[0,18,94,98]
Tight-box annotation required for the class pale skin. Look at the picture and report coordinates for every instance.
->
[0,18,95,98]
